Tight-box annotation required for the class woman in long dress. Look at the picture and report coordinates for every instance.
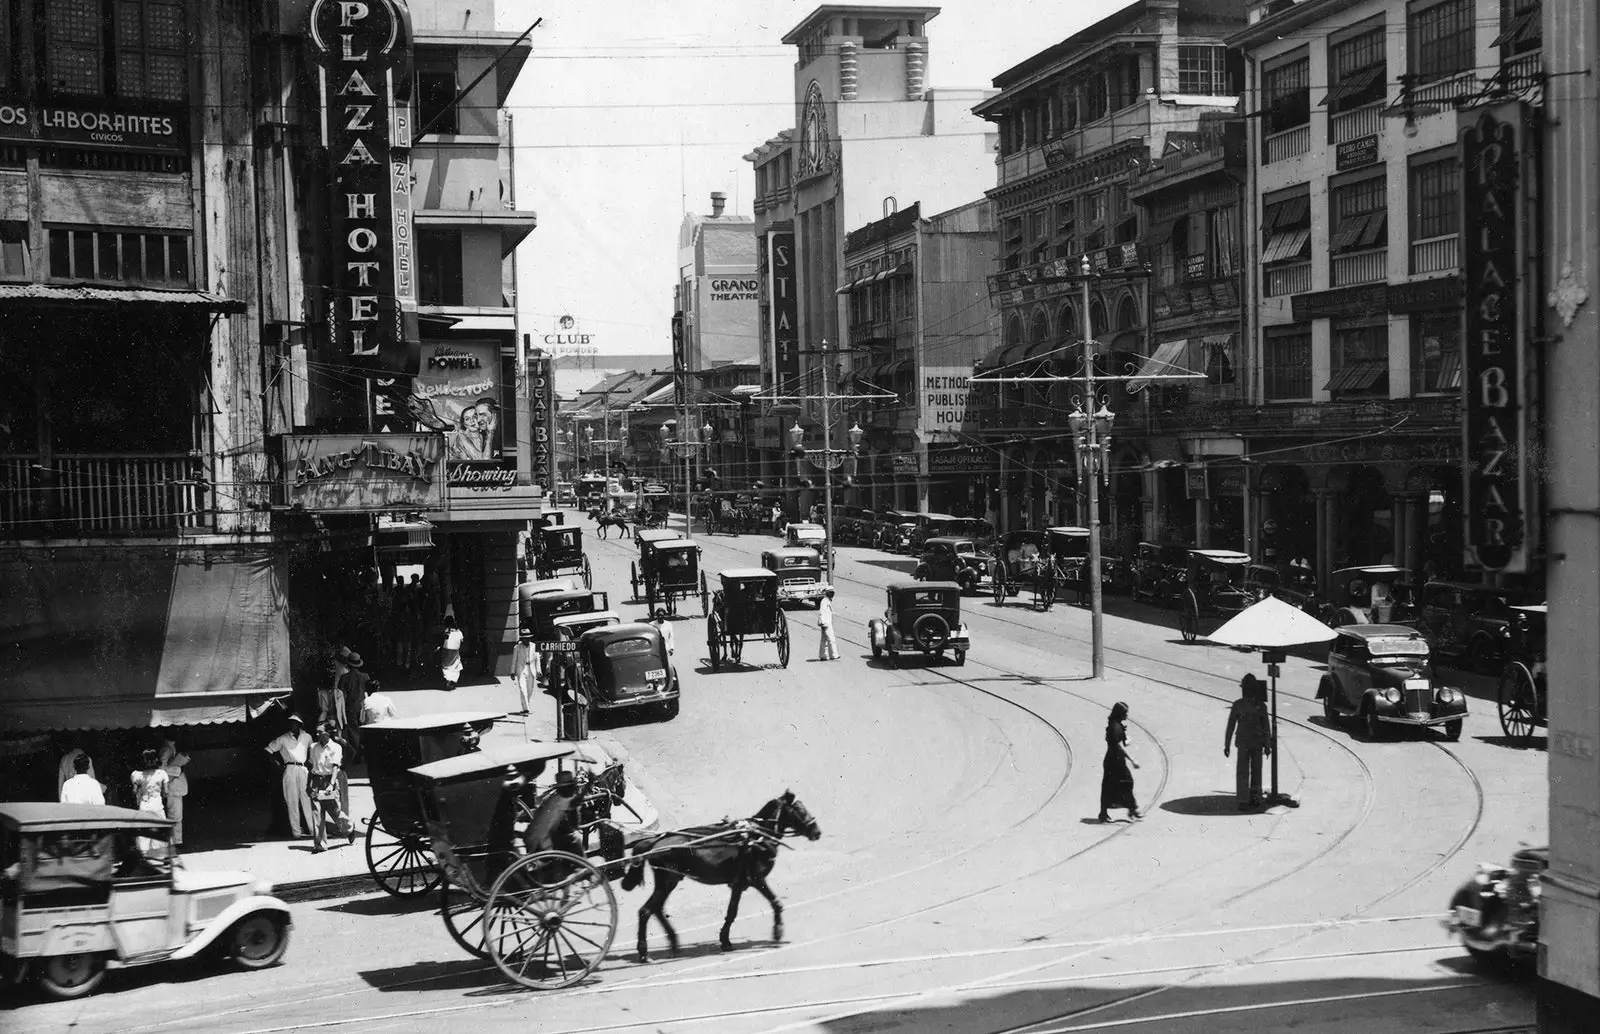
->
[1099,701,1142,823]
[440,614,465,688]
[131,748,171,857]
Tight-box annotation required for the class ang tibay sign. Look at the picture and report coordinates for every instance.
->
[285,434,445,511]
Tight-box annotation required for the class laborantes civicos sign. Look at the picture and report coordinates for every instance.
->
[0,98,189,153]
[307,0,418,377]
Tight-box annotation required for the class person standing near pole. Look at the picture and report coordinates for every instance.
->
[816,588,840,661]
[1224,674,1272,810]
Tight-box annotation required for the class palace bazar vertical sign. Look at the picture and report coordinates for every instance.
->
[1460,104,1529,572]
[308,0,419,378]
[768,230,799,394]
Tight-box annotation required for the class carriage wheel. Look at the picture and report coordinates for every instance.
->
[700,572,709,617]
[992,563,1006,605]
[482,851,618,991]
[776,610,791,668]
[440,875,515,959]
[630,563,640,601]
[365,818,441,898]
[707,613,723,671]
[1180,591,1200,643]
[1498,662,1539,743]
[581,555,593,590]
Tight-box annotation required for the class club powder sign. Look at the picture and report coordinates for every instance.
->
[308,0,418,377]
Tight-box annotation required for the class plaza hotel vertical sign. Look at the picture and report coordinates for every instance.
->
[308,0,420,411]
[1460,104,1533,573]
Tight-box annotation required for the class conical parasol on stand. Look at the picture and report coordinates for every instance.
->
[1207,596,1339,808]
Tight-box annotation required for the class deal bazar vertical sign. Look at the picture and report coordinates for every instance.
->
[307,0,419,379]
[1459,104,1531,572]
[530,350,555,492]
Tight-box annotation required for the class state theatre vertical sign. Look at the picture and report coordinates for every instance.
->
[1460,105,1532,573]
[308,0,420,392]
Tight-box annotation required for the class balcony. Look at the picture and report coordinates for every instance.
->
[996,101,1153,187]
[410,147,505,211]
[848,319,897,348]
[1263,124,1310,164]
[0,453,208,537]
[1263,262,1312,297]
[1504,51,1542,93]
[1142,395,1459,436]
[1331,248,1387,287]
[1409,71,1477,110]
[1330,103,1382,144]
[1410,235,1459,276]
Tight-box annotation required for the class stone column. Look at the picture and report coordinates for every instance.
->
[1194,498,1211,549]
[838,41,858,101]
[1313,490,1334,597]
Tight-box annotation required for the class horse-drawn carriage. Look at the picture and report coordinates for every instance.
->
[530,521,592,588]
[630,530,709,616]
[1497,603,1548,744]
[990,530,1063,611]
[1177,549,1259,642]
[707,568,792,669]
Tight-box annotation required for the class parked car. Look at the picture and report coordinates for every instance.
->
[867,581,971,666]
[1131,541,1188,606]
[1245,562,1318,612]
[762,546,830,606]
[1316,624,1467,740]
[1321,565,1415,627]
[832,506,876,544]
[913,536,990,595]
[1412,580,1533,671]
[551,621,679,720]
[906,512,960,553]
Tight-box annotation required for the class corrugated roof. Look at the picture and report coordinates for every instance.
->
[0,284,246,312]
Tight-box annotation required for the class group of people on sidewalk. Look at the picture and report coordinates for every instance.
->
[57,738,190,848]
[1098,674,1275,822]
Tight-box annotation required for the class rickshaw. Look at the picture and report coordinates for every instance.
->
[549,620,681,719]
[577,474,608,511]
[359,711,505,897]
[762,546,830,606]
[1,803,292,999]
[1321,565,1414,627]
[1178,549,1259,642]
[631,530,709,616]
[868,581,972,666]
[532,522,592,588]
[991,530,1063,611]
[707,568,792,669]
[1132,541,1189,606]
[1497,603,1548,744]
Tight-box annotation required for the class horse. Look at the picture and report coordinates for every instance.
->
[590,508,630,539]
[619,790,820,962]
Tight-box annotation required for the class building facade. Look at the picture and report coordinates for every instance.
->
[970,0,1246,543]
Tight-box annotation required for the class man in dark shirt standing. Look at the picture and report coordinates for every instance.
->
[1224,674,1272,810]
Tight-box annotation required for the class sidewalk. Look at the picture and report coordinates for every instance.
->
[178,675,662,899]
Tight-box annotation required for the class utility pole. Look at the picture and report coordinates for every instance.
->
[1079,261,1105,679]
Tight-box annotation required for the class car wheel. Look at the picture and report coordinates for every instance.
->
[869,622,882,658]
[1467,636,1497,673]
[229,914,290,970]
[661,697,680,721]
[1443,718,1463,742]
[1363,707,1385,742]
[954,648,966,666]
[37,952,106,999]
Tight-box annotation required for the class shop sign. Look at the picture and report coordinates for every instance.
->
[307,0,418,377]
[768,231,800,393]
[284,434,444,511]
[1185,465,1209,500]
[1460,104,1529,572]
[1302,439,1457,464]
[414,342,506,478]
[928,448,987,474]
[920,366,971,433]
[891,454,919,475]
[1335,135,1379,172]
[1388,275,1464,313]
[530,351,555,491]
[708,276,759,302]
[0,97,189,153]
[1291,283,1388,321]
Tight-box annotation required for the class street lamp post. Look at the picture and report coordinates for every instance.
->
[1068,255,1117,681]
[785,359,864,582]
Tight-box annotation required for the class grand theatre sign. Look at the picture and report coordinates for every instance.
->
[308,0,418,377]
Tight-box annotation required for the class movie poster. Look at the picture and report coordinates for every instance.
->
[413,342,503,465]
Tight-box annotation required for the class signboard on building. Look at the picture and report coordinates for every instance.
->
[0,98,190,153]
[542,314,598,355]
[284,434,445,511]
[695,274,761,368]
[1291,277,1465,322]
[530,350,555,492]
[307,0,418,377]
[1335,135,1379,172]
[891,454,919,475]
[920,366,971,434]
[412,341,517,488]
[928,447,987,474]
[768,231,800,393]
[1459,104,1530,572]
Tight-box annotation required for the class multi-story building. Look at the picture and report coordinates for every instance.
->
[969,0,1246,540]
[745,4,997,516]
[746,129,797,494]
[1231,0,1542,592]
[840,200,999,514]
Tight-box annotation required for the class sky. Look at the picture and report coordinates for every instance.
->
[502,0,1133,357]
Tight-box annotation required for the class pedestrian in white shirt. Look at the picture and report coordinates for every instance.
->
[264,714,315,839]
[307,723,353,853]
[60,753,105,805]
[511,638,536,715]
[360,678,398,725]
[57,743,96,797]
[817,589,840,661]
[440,615,465,688]
[652,609,676,656]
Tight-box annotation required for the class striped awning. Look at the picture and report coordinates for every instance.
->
[1320,64,1384,107]
[1324,360,1387,392]
[1128,339,1193,393]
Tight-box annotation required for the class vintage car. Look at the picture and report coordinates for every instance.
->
[550,621,679,720]
[1320,565,1415,627]
[785,521,829,552]
[1131,541,1189,606]
[519,586,608,643]
[832,505,876,545]
[905,512,960,553]
[1446,845,1547,966]
[1,803,291,999]
[1316,624,1467,740]
[707,568,792,669]
[555,481,576,506]
[761,547,830,606]
[1412,580,1531,671]
[867,581,971,666]
[1245,562,1319,613]
[576,474,609,511]
[913,536,990,595]
[874,510,924,552]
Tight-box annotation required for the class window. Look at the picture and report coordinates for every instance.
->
[1409,154,1459,241]
[1264,55,1311,134]
[1260,189,1311,264]
[1495,0,1542,56]
[1083,73,1108,122]
[1209,206,1239,277]
[418,230,463,305]
[1054,201,1075,236]
[1323,26,1388,112]
[1178,46,1229,95]
[1327,318,1389,395]
[115,0,185,101]
[1330,175,1388,254]
[1002,216,1024,269]
[0,221,27,279]
[1410,0,1474,83]
[418,54,458,135]
[1028,209,1047,242]
[1264,325,1312,400]
[1411,310,1462,393]
[45,0,103,96]
[46,226,190,285]
[44,0,187,100]
[1082,192,1107,227]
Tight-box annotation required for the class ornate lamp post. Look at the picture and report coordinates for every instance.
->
[1068,254,1118,681]
[786,415,863,579]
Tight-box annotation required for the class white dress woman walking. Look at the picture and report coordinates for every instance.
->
[440,615,465,688]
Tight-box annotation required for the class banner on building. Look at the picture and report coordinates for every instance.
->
[920,366,971,435]
[284,434,445,511]
[768,231,799,393]
[0,97,189,154]
[1459,103,1531,573]
[307,0,419,377]
[696,274,761,367]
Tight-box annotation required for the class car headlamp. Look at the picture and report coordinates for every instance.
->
[1437,687,1461,704]
[1381,687,1402,704]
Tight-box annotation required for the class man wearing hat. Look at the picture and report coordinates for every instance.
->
[1224,674,1273,810]
[524,770,584,857]
[337,648,370,758]
[264,714,316,838]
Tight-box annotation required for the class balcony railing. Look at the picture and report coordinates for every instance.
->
[1504,51,1542,92]
[1331,247,1387,286]
[1409,71,1477,109]
[1263,262,1312,297]
[973,402,1061,433]
[1410,235,1459,276]
[1263,124,1310,164]
[1330,103,1382,144]
[0,453,208,537]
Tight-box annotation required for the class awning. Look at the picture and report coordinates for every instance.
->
[1436,351,1462,390]
[1128,339,1193,393]
[1262,195,1309,233]
[0,549,291,732]
[1320,64,1384,107]
[858,357,907,386]
[0,284,246,313]
[1491,8,1538,47]
[1324,359,1387,392]
[445,313,517,333]
[1262,228,1312,264]
[975,338,1033,377]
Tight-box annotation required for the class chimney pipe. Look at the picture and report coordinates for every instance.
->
[710,191,727,217]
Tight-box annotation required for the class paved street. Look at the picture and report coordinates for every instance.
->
[5,513,1544,1033]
